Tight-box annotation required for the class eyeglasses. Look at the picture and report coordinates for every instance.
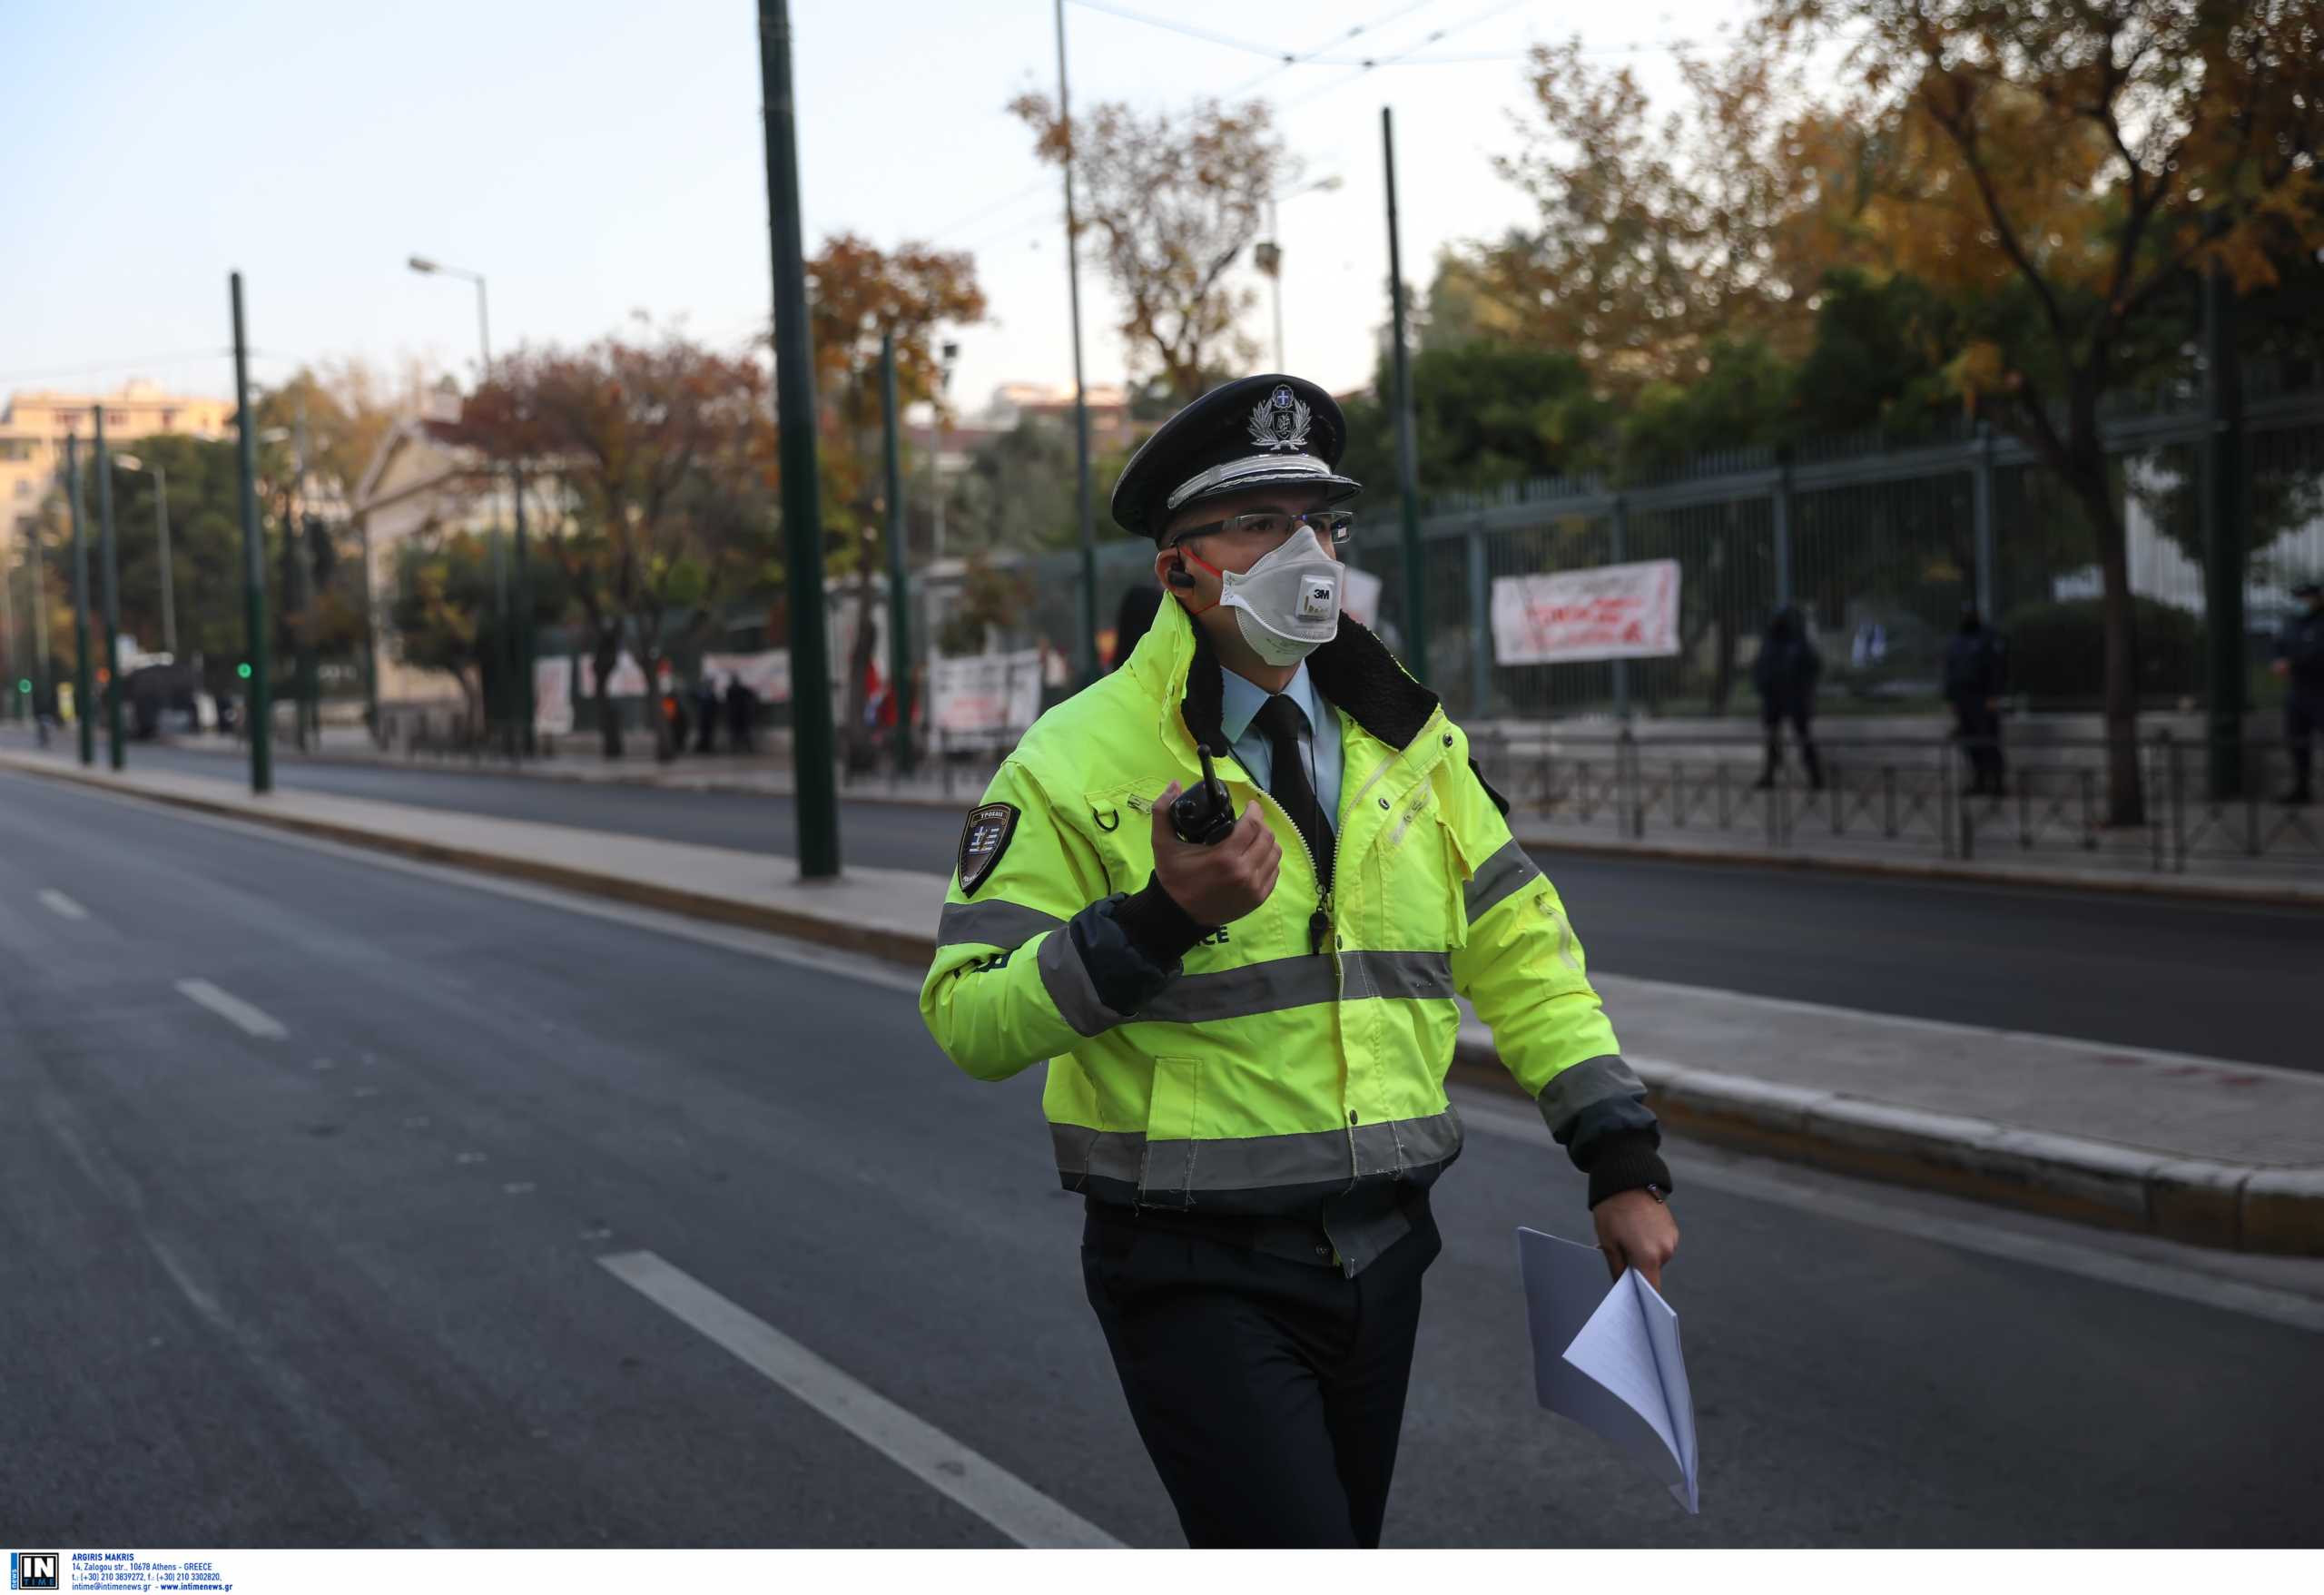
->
[1167,509,1354,550]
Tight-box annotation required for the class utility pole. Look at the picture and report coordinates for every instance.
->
[291,405,320,752]
[2201,261,2249,802]
[1383,107,1427,682]
[67,436,93,766]
[1,530,15,724]
[1054,0,1098,687]
[95,409,125,769]
[881,332,914,777]
[231,271,272,794]
[759,0,839,878]
[30,475,49,737]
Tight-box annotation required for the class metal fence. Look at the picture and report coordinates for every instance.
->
[1467,728,2322,875]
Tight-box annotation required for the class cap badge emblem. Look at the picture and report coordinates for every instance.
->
[1247,389,1312,452]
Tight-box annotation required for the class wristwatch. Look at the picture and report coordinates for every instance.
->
[1642,1182,1669,1206]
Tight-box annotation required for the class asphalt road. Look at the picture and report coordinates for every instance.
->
[71,740,2324,1072]
[3,768,2319,1547]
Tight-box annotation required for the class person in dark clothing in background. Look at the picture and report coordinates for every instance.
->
[694,674,721,754]
[724,672,759,754]
[2275,580,2324,805]
[1945,603,2010,797]
[1109,584,1163,673]
[1752,605,1824,790]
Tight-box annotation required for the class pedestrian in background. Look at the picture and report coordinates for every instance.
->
[2275,579,2324,805]
[1945,603,2010,797]
[1752,604,1824,790]
[694,673,721,755]
[724,672,758,754]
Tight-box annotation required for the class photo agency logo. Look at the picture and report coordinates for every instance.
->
[9,1552,59,1590]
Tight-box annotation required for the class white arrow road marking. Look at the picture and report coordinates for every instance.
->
[599,1248,1121,1548]
[174,979,288,1040]
[38,889,88,921]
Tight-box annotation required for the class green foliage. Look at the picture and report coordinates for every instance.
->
[1998,596,2205,705]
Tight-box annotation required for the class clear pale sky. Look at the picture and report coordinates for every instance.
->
[1,0,1729,416]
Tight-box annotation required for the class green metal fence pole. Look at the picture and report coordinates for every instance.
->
[67,435,93,766]
[1383,106,1426,681]
[231,271,273,795]
[95,409,124,769]
[2201,262,2247,802]
[881,331,915,777]
[759,0,839,877]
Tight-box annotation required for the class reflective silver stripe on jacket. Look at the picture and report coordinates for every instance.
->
[1535,1052,1649,1136]
[1462,837,1541,922]
[1137,950,1452,1025]
[1052,1108,1464,1193]
[937,898,1063,950]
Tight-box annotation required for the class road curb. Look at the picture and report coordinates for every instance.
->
[15,754,2317,1258]
[1513,832,2324,911]
[4,758,938,968]
[1451,1033,2323,1257]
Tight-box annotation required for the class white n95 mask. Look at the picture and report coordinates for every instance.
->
[1182,526,1344,666]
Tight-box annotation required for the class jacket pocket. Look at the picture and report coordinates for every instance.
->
[1138,1054,1203,1199]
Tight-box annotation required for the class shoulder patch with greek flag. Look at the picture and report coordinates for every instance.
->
[956,802,1020,896]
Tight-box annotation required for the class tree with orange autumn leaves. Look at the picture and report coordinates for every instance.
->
[1472,3,2321,822]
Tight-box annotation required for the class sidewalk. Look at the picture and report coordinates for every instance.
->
[148,731,2324,908]
[6,746,2318,1256]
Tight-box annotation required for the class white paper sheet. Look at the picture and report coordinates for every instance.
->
[1516,1226,1700,1514]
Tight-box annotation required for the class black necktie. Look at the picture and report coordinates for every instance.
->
[1254,694,1333,895]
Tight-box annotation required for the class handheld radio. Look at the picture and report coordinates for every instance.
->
[1169,744,1237,846]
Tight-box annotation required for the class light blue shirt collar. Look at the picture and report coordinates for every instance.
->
[1218,660,1324,744]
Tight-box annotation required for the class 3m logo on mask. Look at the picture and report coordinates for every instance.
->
[1298,578,1337,620]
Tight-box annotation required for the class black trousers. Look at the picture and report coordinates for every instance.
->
[1953,698,2005,793]
[1759,705,1823,786]
[1079,1204,1441,1548]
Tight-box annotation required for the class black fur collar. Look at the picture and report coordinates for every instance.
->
[1178,617,1438,756]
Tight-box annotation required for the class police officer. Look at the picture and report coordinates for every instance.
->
[2276,579,2324,805]
[919,374,1679,1549]
[1945,603,2010,797]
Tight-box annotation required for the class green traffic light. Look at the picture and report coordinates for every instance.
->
[237,663,253,680]
[14,679,26,694]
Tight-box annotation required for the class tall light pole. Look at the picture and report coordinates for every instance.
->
[927,340,959,566]
[1255,174,1344,372]
[111,453,176,657]
[759,0,841,878]
[231,271,273,794]
[1051,0,1098,687]
[410,252,528,755]
[1,526,17,724]
[67,434,93,766]
[94,409,125,769]
[1383,108,1426,682]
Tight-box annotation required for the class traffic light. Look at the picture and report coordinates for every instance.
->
[236,662,252,680]
[14,679,26,694]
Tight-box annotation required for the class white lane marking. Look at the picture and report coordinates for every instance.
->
[1454,1089,2324,1335]
[174,979,289,1040]
[38,889,88,921]
[599,1249,1120,1549]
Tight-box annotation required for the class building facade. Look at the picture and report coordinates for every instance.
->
[0,380,235,540]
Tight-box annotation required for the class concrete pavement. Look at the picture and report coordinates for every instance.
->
[4,770,2320,1545]
[5,749,2318,1256]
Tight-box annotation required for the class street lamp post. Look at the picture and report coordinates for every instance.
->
[410,253,528,755]
[94,409,125,769]
[927,340,958,566]
[66,435,93,767]
[1255,175,1343,372]
[111,453,176,657]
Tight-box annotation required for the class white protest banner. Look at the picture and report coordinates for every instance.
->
[931,649,1042,736]
[533,657,575,736]
[1491,558,1681,665]
[703,649,793,704]
[580,651,648,698]
[1340,566,1384,629]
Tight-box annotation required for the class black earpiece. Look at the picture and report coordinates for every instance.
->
[1167,561,1196,589]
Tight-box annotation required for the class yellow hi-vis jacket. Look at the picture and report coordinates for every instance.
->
[920,600,1663,1242]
